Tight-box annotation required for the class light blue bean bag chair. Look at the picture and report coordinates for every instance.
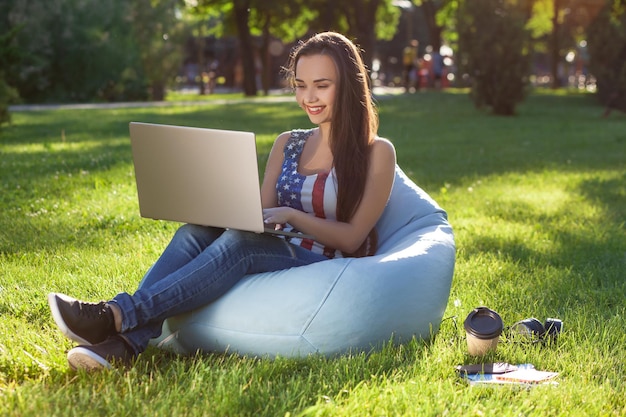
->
[151,165,455,357]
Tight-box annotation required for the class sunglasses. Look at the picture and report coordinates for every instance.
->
[510,317,563,343]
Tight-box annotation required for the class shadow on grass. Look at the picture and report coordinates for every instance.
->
[460,187,624,320]
[578,173,626,225]
[379,91,626,189]
[381,93,625,323]
[5,92,624,189]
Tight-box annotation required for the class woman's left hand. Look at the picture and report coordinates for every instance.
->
[262,207,295,227]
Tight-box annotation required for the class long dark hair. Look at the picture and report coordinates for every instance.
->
[285,32,379,257]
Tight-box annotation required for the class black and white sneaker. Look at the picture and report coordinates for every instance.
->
[67,335,136,371]
[48,292,116,345]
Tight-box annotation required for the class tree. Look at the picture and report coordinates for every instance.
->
[306,0,401,68]
[193,0,401,96]
[233,0,258,96]
[457,0,532,115]
[525,0,605,89]
[0,26,21,129]
[192,0,259,96]
[2,0,149,103]
[2,0,190,103]
[130,0,188,101]
[182,2,225,95]
[418,0,451,52]
[250,2,315,94]
[587,0,626,112]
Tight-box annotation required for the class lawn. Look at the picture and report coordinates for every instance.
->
[0,89,625,416]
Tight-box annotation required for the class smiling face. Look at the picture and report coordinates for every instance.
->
[294,54,338,126]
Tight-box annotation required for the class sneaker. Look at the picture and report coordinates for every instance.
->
[48,292,116,345]
[67,335,136,371]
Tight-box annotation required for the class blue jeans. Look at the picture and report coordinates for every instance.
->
[109,224,329,354]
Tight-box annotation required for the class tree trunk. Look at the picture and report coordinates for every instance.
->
[151,81,166,101]
[550,0,562,89]
[197,22,206,95]
[233,0,257,96]
[260,14,271,96]
[422,0,443,51]
[347,0,380,71]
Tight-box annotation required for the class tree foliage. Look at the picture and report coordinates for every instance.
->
[189,0,316,95]
[525,0,605,88]
[3,0,613,107]
[587,0,626,111]
[457,0,532,115]
[3,0,137,102]
[130,0,188,101]
[193,0,401,96]
[305,0,401,66]
[416,0,453,51]
[0,0,185,103]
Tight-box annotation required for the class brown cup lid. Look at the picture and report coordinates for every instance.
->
[464,307,503,340]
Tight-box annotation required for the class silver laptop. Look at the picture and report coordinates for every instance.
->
[129,122,312,239]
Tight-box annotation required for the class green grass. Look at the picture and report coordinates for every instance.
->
[1,89,625,416]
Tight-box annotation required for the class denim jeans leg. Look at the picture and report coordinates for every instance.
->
[137,224,225,290]
[114,224,224,353]
[111,228,328,353]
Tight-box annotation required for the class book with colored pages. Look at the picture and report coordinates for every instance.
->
[457,363,558,386]
[494,369,558,384]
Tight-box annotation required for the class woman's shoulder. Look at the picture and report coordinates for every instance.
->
[372,136,395,149]
[367,137,397,176]
[275,128,315,141]
[371,136,397,163]
[274,128,316,150]
[289,128,316,143]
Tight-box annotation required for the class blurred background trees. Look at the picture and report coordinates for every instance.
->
[130,0,188,101]
[0,0,186,104]
[0,0,622,121]
[456,0,532,115]
[587,0,626,113]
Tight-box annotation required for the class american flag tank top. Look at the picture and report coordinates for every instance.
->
[275,129,343,259]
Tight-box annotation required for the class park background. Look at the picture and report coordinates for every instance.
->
[1,0,625,416]
[1,0,624,113]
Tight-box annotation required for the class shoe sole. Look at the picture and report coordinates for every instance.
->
[67,347,113,371]
[47,292,92,346]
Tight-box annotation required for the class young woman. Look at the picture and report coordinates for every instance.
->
[48,32,396,371]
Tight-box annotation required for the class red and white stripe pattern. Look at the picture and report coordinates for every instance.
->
[276,129,342,259]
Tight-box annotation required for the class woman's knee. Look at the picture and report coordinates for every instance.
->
[220,230,289,257]
[174,224,222,246]
[221,229,265,245]
[176,223,208,237]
